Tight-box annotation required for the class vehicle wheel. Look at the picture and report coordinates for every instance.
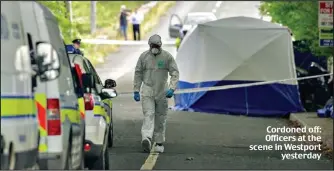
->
[64,141,73,170]
[91,146,110,170]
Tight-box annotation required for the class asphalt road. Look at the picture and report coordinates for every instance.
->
[96,1,333,170]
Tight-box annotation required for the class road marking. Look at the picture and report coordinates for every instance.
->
[140,142,159,170]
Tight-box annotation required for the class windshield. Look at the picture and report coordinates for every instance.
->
[184,15,216,25]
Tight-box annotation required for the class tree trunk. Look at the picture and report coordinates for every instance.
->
[90,1,97,34]
[64,1,73,23]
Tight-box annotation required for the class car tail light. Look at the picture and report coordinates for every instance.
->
[84,93,94,110]
[84,143,91,151]
[47,98,61,136]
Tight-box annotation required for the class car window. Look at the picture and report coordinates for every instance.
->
[60,41,78,95]
[81,57,90,73]
[85,58,103,86]
[71,67,84,98]
[64,56,80,97]
[83,58,104,95]
[81,59,99,94]
[70,54,88,73]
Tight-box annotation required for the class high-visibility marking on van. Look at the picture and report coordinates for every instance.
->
[39,143,48,152]
[61,107,80,124]
[94,115,104,117]
[62,106,78,110]
[35,93,48,152]
[102,99,113,109]
[78,97,85,119]
[1,95,35,118]
[102,99,113,123]
[1,95,34,98]
[93,104,110,124]
[93,105,104,115]
[1,114,36,119]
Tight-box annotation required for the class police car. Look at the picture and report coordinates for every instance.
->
[66,45,116,170]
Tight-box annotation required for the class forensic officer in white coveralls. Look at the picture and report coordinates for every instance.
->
[133,34,180,153]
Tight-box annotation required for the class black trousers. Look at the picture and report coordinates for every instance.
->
[132,24,140,41]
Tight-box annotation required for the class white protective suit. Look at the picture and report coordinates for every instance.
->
[133,35,179,144]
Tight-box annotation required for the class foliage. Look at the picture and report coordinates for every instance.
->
[259,1,332,58]
[39,1,80,44]
[39,1,146,46]
[72,1,147,34]
[85,1,176,65]
[38,1,175,65]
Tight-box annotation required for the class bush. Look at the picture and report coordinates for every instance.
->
[259,1,332,58]
[72,1,147,34]
[82,1,176,65]
[39,1,80,43]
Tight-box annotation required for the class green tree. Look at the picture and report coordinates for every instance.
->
[259,1,332,58]
[39,1,81,45]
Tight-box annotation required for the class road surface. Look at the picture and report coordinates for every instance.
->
[96,1,333,170]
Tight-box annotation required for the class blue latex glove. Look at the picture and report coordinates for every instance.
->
[134,92,140,101]
[166,89,174,98]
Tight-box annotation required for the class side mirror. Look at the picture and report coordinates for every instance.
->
[82,73,94,93]
[102,88,117,98]
[104,79,117,88]
[35,42,60,82]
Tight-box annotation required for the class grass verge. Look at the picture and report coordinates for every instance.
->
[42,1,175,66]
[84,1,176,65]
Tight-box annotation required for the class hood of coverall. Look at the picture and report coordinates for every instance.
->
[148,34,162,55]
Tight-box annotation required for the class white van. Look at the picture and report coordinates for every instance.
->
[19,2,85,169]
[1,1,60,169]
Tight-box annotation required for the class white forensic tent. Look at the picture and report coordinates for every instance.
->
[174,16,304,116]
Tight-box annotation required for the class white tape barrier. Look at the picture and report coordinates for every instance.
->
[117,73,333,95]
[81,39,175,46]
[174,73,333,94]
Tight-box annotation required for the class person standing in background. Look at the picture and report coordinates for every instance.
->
[131,8,144,41]
[119,5,129,40]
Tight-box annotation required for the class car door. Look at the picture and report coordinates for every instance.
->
[83,59,110,124]
[84,59,112,124]
[169,14,183,38]
[70,64,85,131]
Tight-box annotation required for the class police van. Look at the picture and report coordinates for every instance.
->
[18,2,85,169]
[67,45,116,169]
[1,1,60,169]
